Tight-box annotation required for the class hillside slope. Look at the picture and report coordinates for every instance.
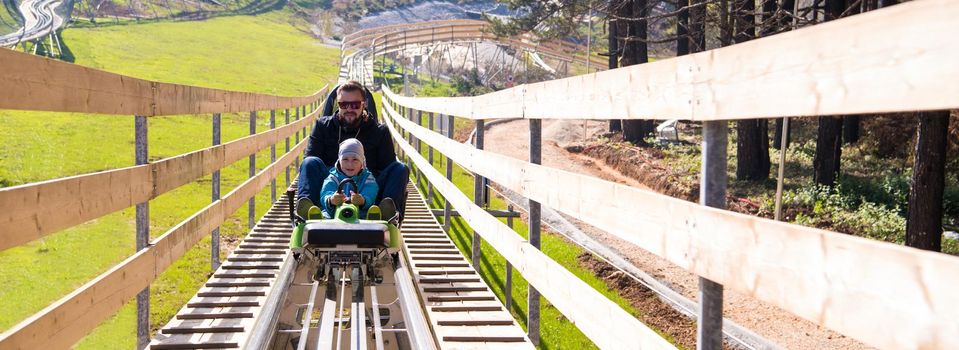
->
[0,9,339,348]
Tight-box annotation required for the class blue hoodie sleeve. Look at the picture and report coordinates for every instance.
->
[319,173,339,216]
[358,170,379,212]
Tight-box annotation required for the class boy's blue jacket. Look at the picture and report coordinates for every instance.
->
[320,162,379,218]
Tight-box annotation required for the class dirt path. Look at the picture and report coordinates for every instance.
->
[483,119,869,350]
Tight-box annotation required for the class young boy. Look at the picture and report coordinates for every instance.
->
[319,138,379,219]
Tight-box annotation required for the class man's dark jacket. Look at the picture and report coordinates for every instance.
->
[304,112,396,176]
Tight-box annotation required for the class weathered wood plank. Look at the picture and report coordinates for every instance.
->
[386,90,959,349]
[0,48,326,115]
[383,1,959,121]
[0,140,308,349]
[0,114,315,252]
[385,106,679,350]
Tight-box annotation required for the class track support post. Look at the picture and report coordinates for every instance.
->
[528,118,542,346]
[134,115,150,350]
[471,119,485,270]
[698,120,727,350]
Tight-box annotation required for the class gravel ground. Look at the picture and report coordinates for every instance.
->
[482,118,871,350]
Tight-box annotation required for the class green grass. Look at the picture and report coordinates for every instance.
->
[0,9,338,348]
[0,0,22,36]
[72,0,284,26]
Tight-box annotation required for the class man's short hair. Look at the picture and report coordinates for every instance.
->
[337,81,365,99]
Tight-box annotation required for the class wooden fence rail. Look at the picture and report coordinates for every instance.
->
[0,106,322,252]
[0,48,326,116]
[0,47,328,348]
[370,2,959,348]
[382,0,959,121]
[344,19,602,62]
[381,98,676,350]
[0,138,310,349]
[345,20,606,74]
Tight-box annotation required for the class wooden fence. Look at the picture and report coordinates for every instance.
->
[376,1,959,349]
[341,19,607,87]
[0,47,327,349]
[342,19,606,68]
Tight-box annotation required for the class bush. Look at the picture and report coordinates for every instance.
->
[783,183,906,244]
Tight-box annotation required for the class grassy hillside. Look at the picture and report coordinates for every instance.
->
[0,9,339,348]
[0,0,23,36]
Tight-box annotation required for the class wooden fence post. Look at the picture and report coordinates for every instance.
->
[471,119,485,270]
[134,115,149,350]
[528,118,542,346]
[698,120,727,350]
[416,109,423,184]
[211,113,221,271]
[249,111,256,229]
[270,109,276,203]
[285,108,291,188]
[506,203,514,311]
[427,112,434,205]
[444,114,454,232]
[295,106,300,170]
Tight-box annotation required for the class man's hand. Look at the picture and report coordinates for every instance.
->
[330,193,345,206]
[350,193,365,206]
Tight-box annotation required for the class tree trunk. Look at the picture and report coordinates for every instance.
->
[813,117,843,186]
[843,116,860,144]
[608,0,622,133]
[677,0,689,56]
[733,0,769,181]
[689,0,706,51]
[813,0,848,186]
[736,120,770,180]
[620,0,651,146]
[905,111,949,252]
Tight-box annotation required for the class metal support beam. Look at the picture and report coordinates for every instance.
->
[249,111,256,229]
[527,118,542,346]
[443,114,454,232]
[471,119,485,269]
[134,115,149,350]
[774,118,790,221]
[211,113,221,271]
[697,120,727,350]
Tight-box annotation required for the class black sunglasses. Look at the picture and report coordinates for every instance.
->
[338,101,363,110]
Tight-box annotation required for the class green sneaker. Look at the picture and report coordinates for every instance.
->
[307,206,323,220]
[367,205,382,221]
[296,197,315,221]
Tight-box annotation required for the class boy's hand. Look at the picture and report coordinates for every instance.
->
[331,193,345,206]
[350,193,365,206]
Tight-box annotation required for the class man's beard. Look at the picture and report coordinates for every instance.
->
[339,111,363,128]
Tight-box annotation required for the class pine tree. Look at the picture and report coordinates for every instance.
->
[906,112,950,251]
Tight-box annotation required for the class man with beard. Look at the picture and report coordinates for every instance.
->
[296,80,410,221]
